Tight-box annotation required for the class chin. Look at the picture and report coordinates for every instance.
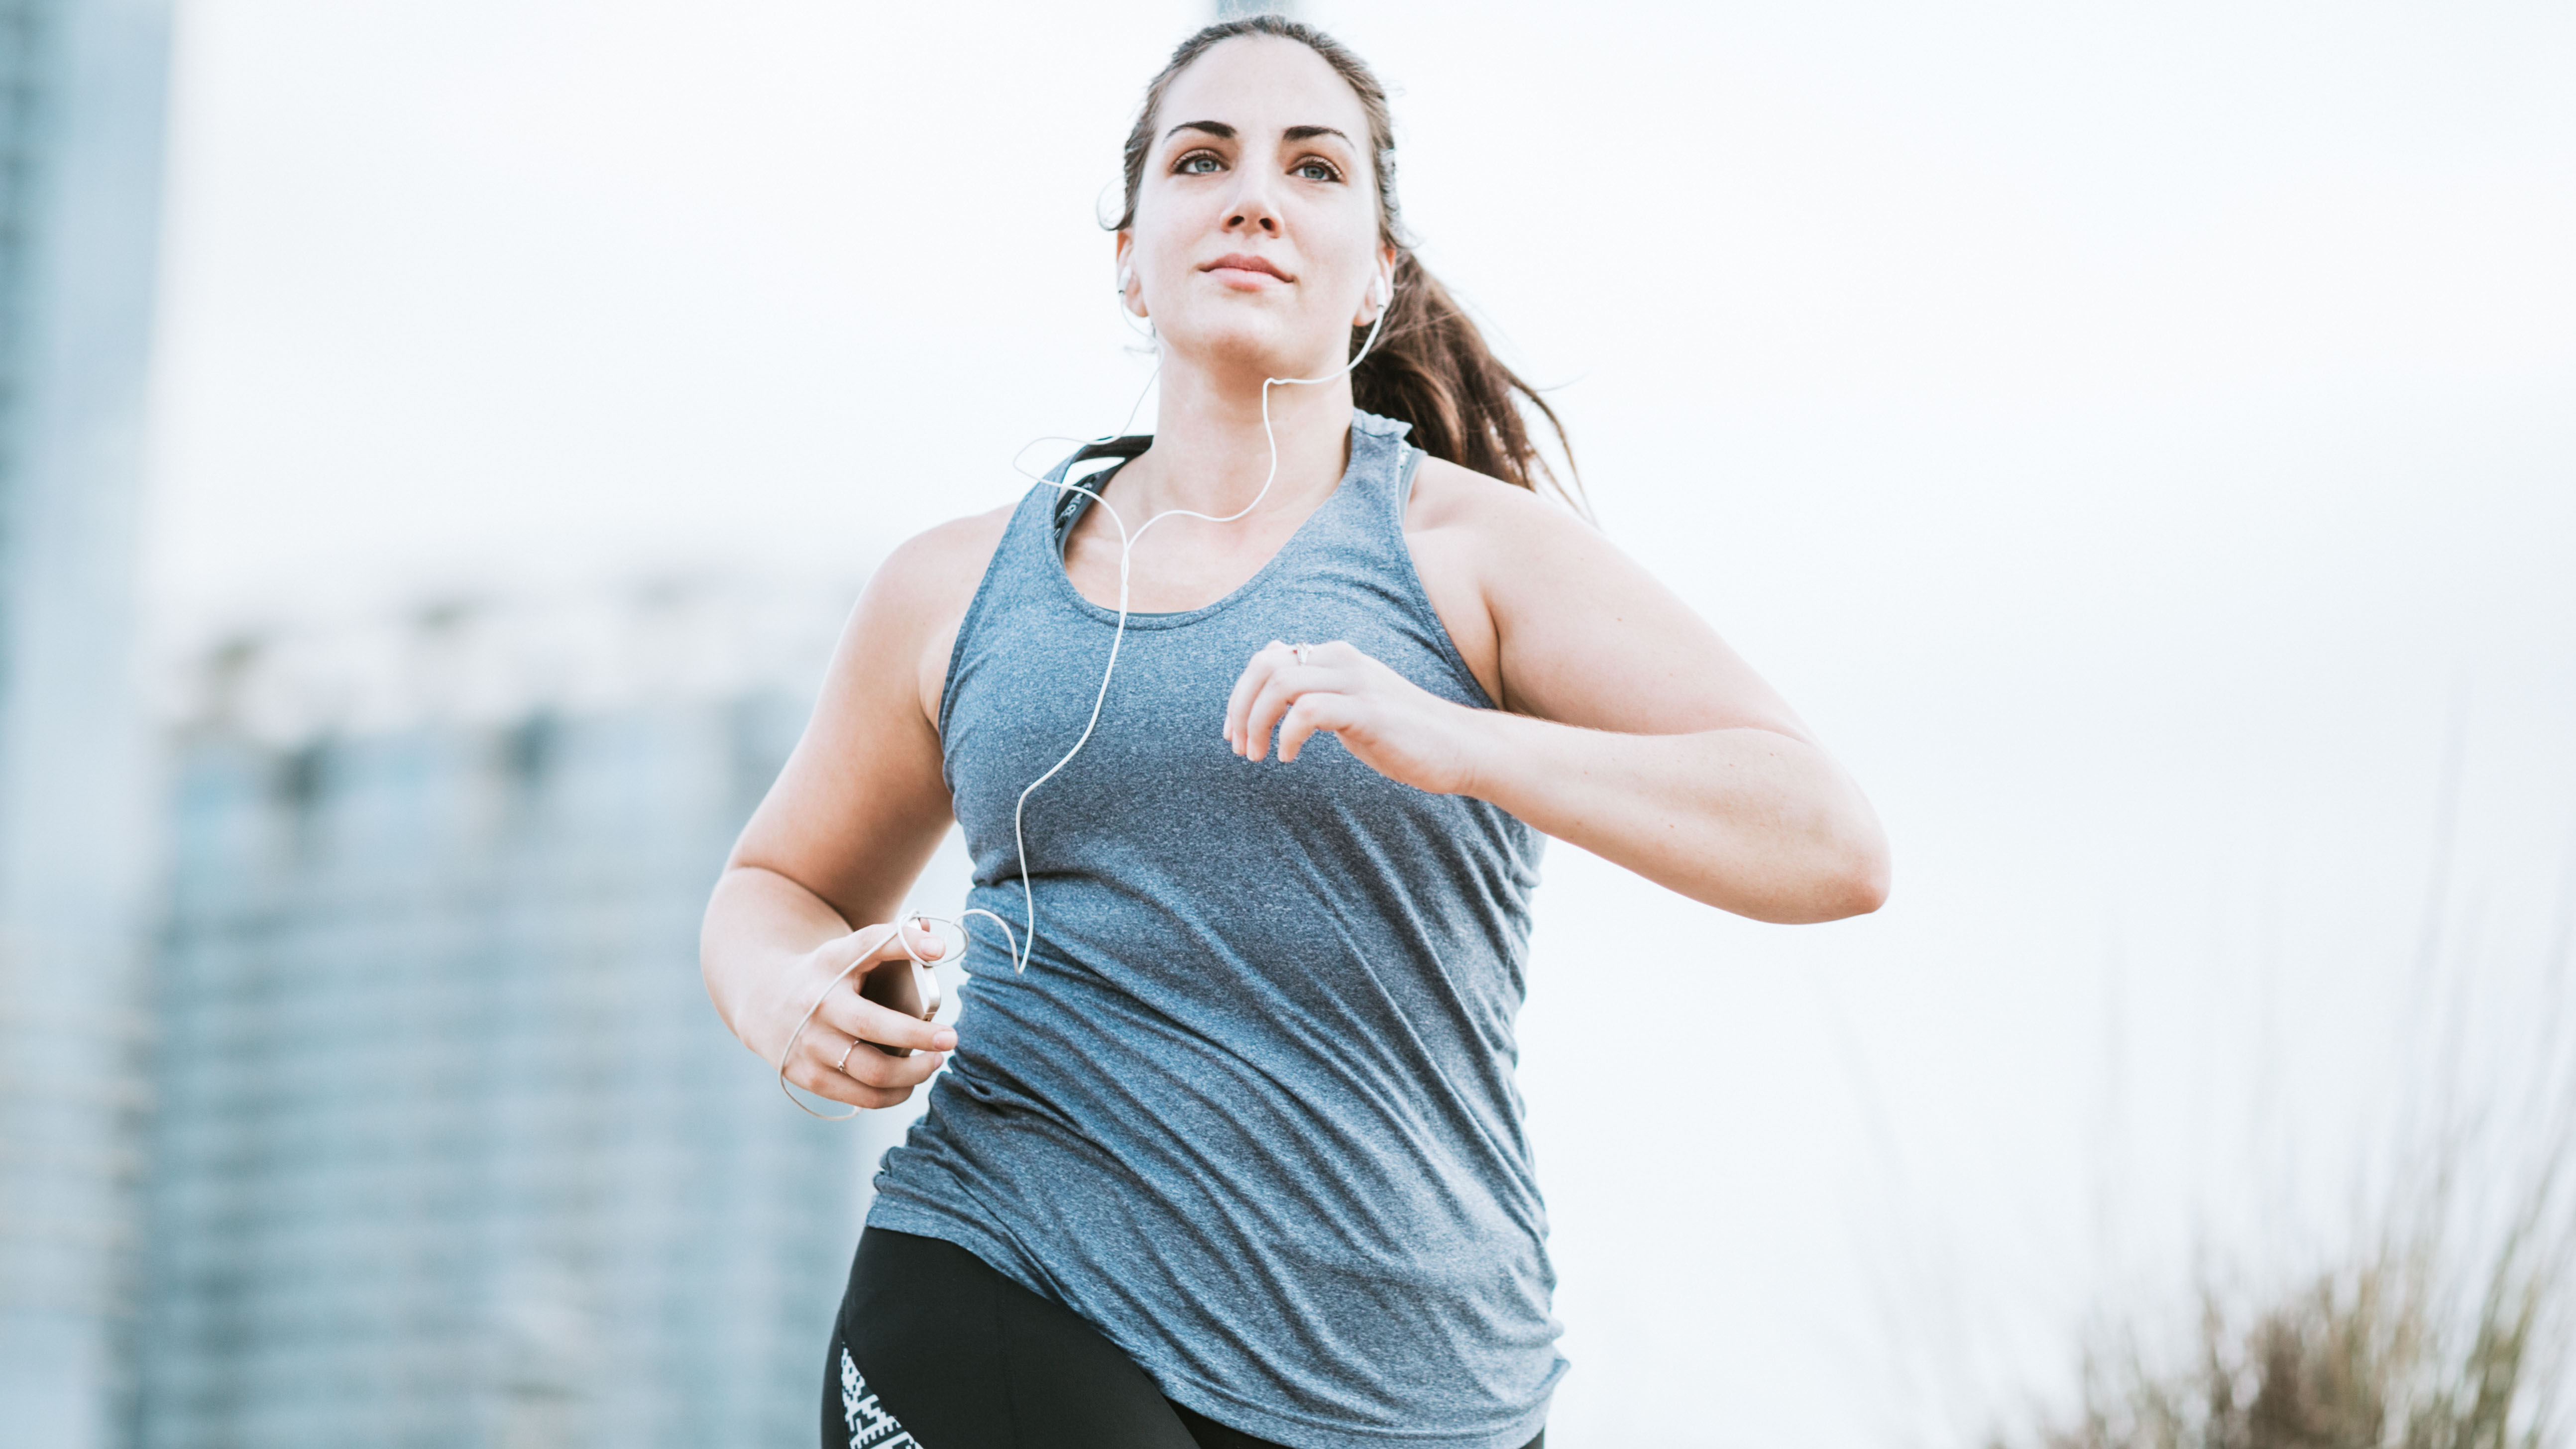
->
[1161,308,1335,380]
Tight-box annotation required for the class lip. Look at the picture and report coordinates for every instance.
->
[1201,253,1294,285]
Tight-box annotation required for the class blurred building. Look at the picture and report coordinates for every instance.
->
[0,1,174,1445]
[131,590,901,1448]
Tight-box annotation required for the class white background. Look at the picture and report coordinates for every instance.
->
[143,1,2576,1443]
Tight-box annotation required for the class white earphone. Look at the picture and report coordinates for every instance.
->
[781,258,1402,1119]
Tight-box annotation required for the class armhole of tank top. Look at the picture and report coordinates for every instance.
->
[932,487,1039,750]
[1388,445,1505,713]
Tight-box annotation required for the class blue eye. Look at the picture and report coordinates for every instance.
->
[1176,152,1223,175]
[1295,160,1340,183]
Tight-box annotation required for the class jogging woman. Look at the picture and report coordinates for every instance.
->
[701,18,1889,1449]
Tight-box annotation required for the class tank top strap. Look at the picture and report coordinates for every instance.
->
[1262,408,1426,575]
[1344,408,1428,531]
[1012,412,1423,575]
[1323,411,1491,706]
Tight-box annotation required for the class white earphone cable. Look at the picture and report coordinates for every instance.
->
[995,283,1396,975]
[782,280,1395,1115]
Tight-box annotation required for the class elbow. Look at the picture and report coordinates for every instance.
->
[1706,837,1889,925]
[1760,747,1889,923]
[1828,843,1891,919]
[1827,813,1893,919]
[1776,820,1891,924]
[1763,858,1886,924]
[1806,775,1892,920]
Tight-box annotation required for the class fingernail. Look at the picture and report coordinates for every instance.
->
[933,1030,956,1050]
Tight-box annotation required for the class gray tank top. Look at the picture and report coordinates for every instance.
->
[868,411,1561,1449]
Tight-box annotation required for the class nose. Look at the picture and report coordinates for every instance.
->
[1223,172,1282,237]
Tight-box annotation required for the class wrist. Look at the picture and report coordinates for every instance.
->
[1449,704,1519,801]
[745,943,828,1063]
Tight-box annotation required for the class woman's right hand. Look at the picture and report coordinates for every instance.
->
[702,512,1012,1111]
[762,919,958,1111]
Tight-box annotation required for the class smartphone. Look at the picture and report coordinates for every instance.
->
[856,944,946,1058]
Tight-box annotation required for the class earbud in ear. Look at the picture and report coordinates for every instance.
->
[1369,273,1390,311]
[1117,263,1146,317]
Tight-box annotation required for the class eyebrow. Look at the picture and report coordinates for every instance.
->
[1162,120,1355,147]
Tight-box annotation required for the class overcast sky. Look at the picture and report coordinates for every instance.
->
[142,1,2576,1443]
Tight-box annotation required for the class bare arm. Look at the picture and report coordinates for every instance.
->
[699,508,1009,1109]
[1448,715,1884,923]
[1225,461,1888,924]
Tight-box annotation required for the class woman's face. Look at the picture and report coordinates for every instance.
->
[1120,37,1392,379]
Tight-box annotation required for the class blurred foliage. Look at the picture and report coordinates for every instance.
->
[2000,1162,2574,1449]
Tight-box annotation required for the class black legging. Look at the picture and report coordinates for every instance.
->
[825,1228,1545,1449]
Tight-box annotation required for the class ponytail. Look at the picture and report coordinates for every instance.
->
[1350,252,1581,509]
[1113,17,1585,515]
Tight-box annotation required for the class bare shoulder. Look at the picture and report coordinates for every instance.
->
[1403,455,1632,590]
[732,507,1012,907]
[1402,455,1634,618]
[870,504,1017,608]
[827,503,1017,727]
[1409,454,1686,599]
[1402,457,1802,736]
[1399,458,1605,709]
[1403,456,1594,546]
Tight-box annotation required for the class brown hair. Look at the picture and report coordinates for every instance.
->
[1111,16,1584,512]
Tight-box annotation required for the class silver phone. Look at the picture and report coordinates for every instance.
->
[856,934,947,1058]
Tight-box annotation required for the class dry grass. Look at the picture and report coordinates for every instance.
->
[2000,1161,2576,1449]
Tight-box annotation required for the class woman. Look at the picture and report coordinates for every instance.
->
[701,17,1889,1449]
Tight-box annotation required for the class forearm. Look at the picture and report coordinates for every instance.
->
[699,865,857,1055]
[1459,711,1889,923]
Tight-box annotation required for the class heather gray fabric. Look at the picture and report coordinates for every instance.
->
[868,411,1560,1449]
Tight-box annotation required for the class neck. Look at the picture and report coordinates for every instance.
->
[1118,356,1356,520]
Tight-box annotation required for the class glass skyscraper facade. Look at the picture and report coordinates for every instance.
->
[0,2,172,1445]
[131,602,892,1448]
[4,5,909,1438]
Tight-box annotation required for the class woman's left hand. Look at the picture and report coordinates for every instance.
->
[1223,640,1486,795]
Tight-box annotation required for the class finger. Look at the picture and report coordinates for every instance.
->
[784,1035,890,1104]
[859,919,942,964]
[1221,644,1276,751]
[1241,668,1326,763]
[828,920,946,990]
[793,1015,945,1094]
[828,920,905,977]
[824,984,958,1056]
[1225,643,1294,755]
[813,1027,940,1091]
[785,1050,923,1111]
[1275,693,1356,764]
[837,1034,948,1091]
[893,916,948,962]
[862,936,944,1020]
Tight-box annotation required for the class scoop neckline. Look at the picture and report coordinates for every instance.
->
[1043,427,1366,632]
